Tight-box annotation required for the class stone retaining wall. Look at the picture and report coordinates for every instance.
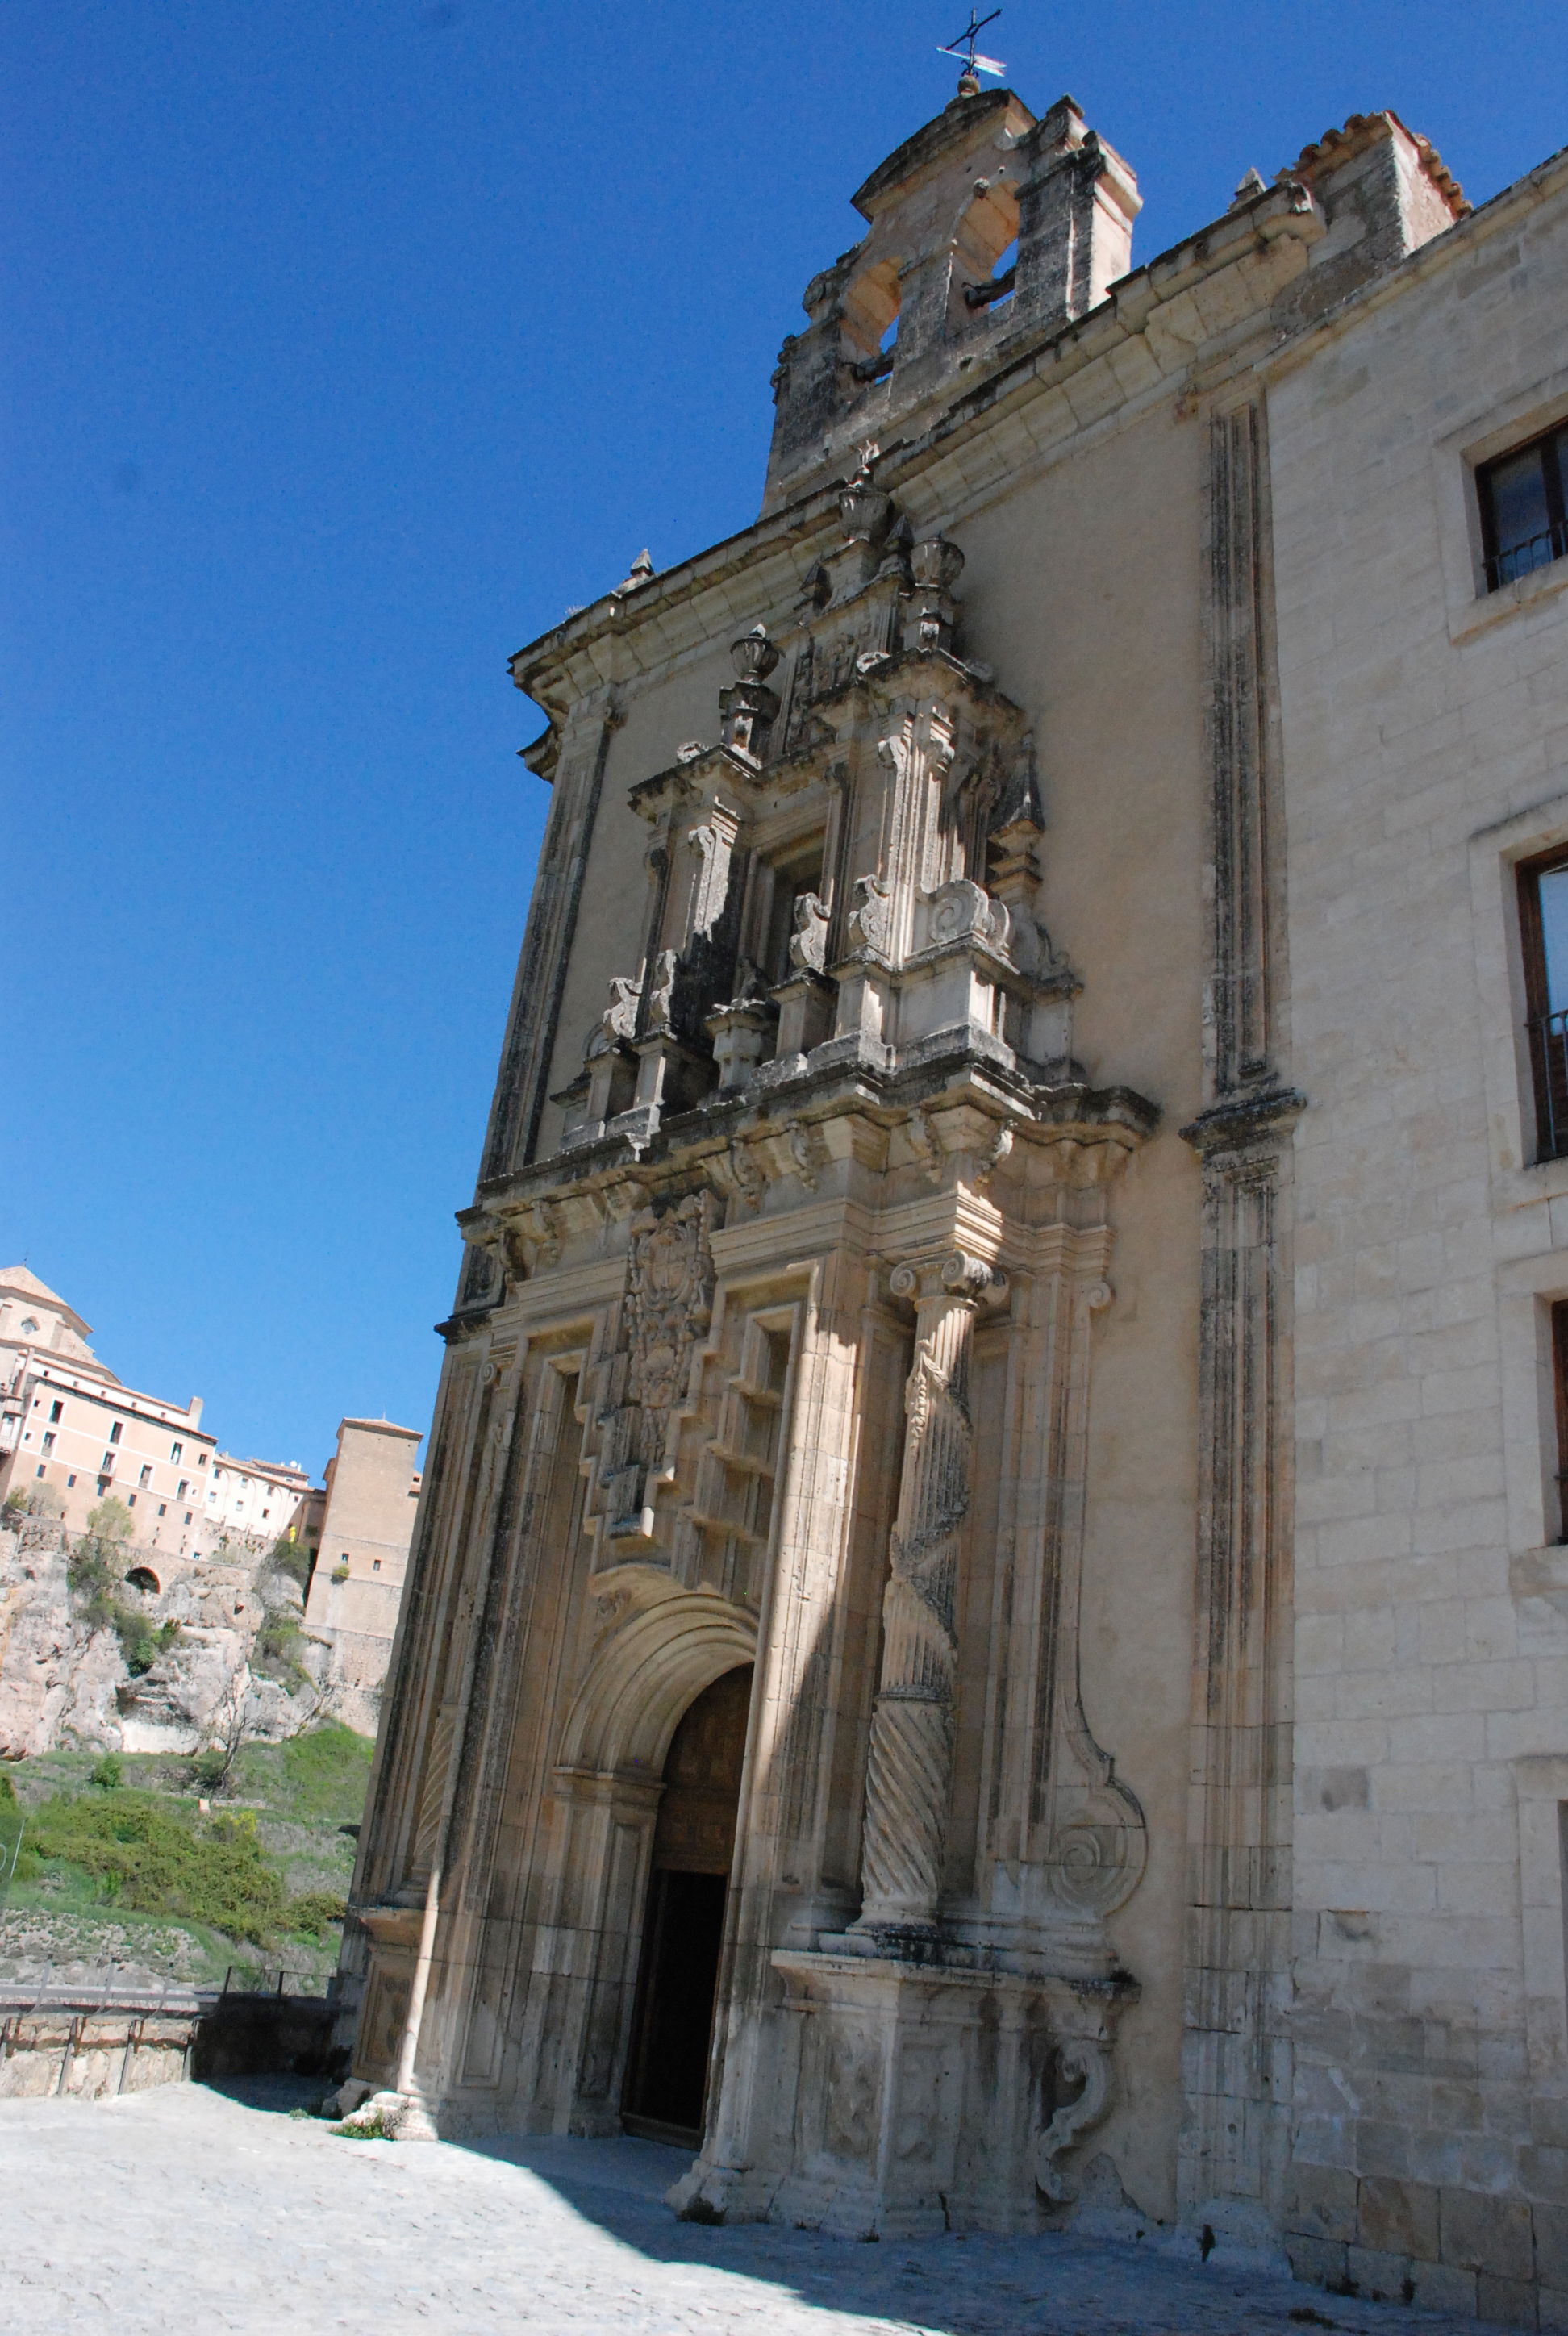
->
[0,1989,202,2100]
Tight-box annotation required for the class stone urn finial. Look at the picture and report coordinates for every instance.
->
[730,624,782,684]
[910,536,966,594]
[840,440,895,552]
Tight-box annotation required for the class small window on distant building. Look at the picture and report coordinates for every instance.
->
[35,1464,44,1479]
[170,1440,182,1463]
[109,1421,123,1445]
[127,1492,136,1508]
[198,1452,208,1466]
[102,1450,115,1470]
[1481,423,1568,591]
[41,1433,55,1454]
[139,1465,152,1486]
[177,1480,188,1498]
[97,1475,110,1495]
[262,1508,269,1520]
[157,1503,167,1516]
[67,1473,76,1488]
[19,1317,38,1335]
[1518,845,1568,1160]
[49,1400,62,1423]
[184,1511,193,1525]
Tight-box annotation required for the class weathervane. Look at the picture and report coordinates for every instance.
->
[939,8,1006,94]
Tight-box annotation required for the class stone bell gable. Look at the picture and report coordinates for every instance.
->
[342,63,1568,2323]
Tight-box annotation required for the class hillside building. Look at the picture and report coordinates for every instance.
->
[302,1416,423,1704]
[0,1266,310,1557]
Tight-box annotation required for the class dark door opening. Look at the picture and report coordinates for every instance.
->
[622,1663,752,2146]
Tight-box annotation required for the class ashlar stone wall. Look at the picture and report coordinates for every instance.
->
[1270,148,1568,2327]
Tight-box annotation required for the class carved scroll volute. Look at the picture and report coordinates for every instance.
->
[853,1252,1006,1936]
[1032,1978,1132,2205]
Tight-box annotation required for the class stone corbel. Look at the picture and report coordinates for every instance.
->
[903,1107,946,1187]
[787,1121,829,1191]
[716,1138,767,1214]
[901,1102,1015,1191]
[498,1201,563,1281]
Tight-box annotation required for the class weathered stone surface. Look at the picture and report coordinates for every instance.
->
[338,66,1567,2326]
[0,1520,362,1756]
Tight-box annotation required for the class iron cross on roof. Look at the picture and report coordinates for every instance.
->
[939,7,1006,90]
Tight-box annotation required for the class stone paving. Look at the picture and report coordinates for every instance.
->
[0,2079,1516,2336]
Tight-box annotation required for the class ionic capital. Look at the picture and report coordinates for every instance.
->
[887,1250,1007,1311]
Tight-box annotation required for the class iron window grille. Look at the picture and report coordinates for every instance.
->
[1519,844,1568,1160]
[1479,422,1568,591]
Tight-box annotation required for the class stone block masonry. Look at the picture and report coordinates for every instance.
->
[332,65,1568,2329]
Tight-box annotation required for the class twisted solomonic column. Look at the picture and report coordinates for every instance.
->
[853,1252,1000,1938]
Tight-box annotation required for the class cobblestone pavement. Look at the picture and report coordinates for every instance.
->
[0,2079,1512,2336]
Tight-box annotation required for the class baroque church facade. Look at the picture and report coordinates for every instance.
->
[342,71,1568,2321]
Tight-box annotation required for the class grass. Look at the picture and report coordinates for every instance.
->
[17,1792,293,1943]
[1,1722,374,1982]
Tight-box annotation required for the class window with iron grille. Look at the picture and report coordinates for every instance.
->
[1519,845,1568,1159]
[1480,423,1568,591]
[1552,1302,1568,1542]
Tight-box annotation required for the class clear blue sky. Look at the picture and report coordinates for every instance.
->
[3,2,1561,1476]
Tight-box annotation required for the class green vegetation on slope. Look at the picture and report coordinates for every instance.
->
[18,1792,293,1944]
[66,1498,183,1676]
[2,1723,374,1978]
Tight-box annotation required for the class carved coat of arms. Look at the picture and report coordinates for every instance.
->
[624,1191,718,1420]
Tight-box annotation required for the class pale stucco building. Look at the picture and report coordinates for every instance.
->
[342,77,1568,2326]
[0,1266,311,1558]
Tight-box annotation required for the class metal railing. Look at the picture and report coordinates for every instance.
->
[1528,1006,1568,1159]
[1487,520,1568,591]
[218,1966,334,2002]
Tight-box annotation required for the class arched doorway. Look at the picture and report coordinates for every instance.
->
[621,1663,753,2144]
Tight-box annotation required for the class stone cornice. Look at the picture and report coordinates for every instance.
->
[1179,1083,1307,1158]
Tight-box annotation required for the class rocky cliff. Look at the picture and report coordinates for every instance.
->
[0,1516,380,1757]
